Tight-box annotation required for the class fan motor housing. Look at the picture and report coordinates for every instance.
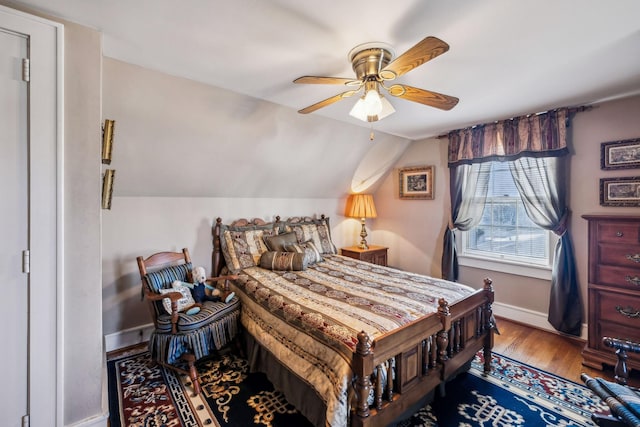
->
[348,43,395,80]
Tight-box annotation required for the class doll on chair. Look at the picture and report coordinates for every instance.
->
[187,266,235,304]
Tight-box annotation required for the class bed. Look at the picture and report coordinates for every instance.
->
[211,215,495,427]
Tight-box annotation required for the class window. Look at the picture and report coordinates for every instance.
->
[458,161,554,279]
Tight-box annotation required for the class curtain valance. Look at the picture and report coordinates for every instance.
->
[448,108,569,166]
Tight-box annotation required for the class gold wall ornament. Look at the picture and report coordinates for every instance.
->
[101,119,115,164]
[101,169,115,209]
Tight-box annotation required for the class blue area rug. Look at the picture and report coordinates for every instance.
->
[107,349,610,426]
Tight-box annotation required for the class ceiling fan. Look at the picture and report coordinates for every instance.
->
[294,36,459,122]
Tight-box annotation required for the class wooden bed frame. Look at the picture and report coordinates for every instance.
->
[212,216,495,427]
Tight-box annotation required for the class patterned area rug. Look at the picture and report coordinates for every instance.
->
[107,349,610,426]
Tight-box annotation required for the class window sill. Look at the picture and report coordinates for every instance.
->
[458,254,552,280]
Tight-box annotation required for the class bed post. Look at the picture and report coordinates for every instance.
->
[483,277,495,373]
[212,217,223,277]
[437,298,451,363]
[353,331,373,423]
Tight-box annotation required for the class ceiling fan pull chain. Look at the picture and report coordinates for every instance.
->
[370,123,375,141]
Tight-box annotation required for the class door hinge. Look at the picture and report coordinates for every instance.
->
[22,58,30,82]
[22,250,30,273]
[22,414,29,427]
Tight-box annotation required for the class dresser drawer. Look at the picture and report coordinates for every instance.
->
[597,221,640,244]
[597,290,640,327]
[598,243,640,267]
[597,265,640,290]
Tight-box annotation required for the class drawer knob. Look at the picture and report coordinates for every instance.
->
[616,305,640,319]
[625,275,640,286]
[616,231,624,237]
[626,254,640,263]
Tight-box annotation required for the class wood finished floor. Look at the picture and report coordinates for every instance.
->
[494,316,639,387]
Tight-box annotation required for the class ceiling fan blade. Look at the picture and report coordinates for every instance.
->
[294,76,359,85]
[387,84,459,111]
[298,90,358,114]
[380,36,450,80]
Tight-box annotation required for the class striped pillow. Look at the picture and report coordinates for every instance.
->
[259,251,307,271]
[284,240,322,265]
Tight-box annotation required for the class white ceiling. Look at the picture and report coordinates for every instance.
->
[10,0,640,140]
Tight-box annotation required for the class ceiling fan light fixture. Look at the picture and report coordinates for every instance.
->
[349,92,395,122]
[363,89,383,115]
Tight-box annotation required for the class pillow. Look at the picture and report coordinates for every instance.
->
[259,251,307,271]
[285,220,337,254]
[263,231,298,252]
[284,240,323,265]
[159,281,195,314]
[219,225,278,273]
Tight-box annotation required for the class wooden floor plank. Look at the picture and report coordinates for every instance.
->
[494,316,639,387]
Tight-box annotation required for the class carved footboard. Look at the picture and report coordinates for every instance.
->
[350,278,494,427]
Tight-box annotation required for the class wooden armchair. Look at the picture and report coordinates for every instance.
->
[137,248,241,395]
[582,337,640,426]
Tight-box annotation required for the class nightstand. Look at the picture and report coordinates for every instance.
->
[340,245,388,266]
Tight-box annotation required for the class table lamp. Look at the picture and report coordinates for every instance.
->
[346,193,377,249]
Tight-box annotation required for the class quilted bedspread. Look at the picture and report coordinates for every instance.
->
[230,254,475,427]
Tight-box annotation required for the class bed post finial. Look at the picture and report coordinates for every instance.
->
[437,298,451,362]
[354,331,373,419]
[483,277,495,373]
[212,217,223,277]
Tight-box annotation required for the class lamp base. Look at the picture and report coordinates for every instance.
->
[358,219,369,250]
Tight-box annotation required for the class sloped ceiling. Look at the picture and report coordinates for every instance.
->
[8,0,640,140]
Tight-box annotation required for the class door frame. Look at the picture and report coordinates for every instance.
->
[0,5,64,425]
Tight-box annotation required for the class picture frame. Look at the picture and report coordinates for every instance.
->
[601,138,640,170]
[600,176,640,207]
[399,166,434,200]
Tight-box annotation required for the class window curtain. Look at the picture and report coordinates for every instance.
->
[443,108,582,336]
[441,162,490,281]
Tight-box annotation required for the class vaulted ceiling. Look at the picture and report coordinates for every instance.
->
[10,0,640,140]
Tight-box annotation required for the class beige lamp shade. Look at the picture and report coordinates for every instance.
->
[346,194,377,249]
[346,194,377,219]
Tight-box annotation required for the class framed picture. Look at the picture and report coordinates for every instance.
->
[601,138,640,170]
[399,166,434,200]
[600,176,640,207]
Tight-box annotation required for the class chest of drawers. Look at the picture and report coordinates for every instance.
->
[582,214,640,371]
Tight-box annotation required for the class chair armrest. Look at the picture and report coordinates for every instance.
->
[206,275,238,292]
[144,290,183,334]
[205,275,239,282]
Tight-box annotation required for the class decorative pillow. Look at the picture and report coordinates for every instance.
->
[259,251,307,271]
[220,225,278,273]
[285,220,337,254]
[159,282,195,314]
[284,240,323,265]
[263,231,298,252]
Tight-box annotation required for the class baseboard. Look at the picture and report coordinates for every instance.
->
[104,323,154,353]
[65,411,109,427]
[493,301,587,340]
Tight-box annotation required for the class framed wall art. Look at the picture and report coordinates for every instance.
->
[399,166,434,200]
[601,138,640,170]
[600,176,640,207]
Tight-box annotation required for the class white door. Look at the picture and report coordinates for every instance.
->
[0,27,29,427]
[1,6,61,425]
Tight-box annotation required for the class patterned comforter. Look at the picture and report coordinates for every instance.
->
[230,254,475,427]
